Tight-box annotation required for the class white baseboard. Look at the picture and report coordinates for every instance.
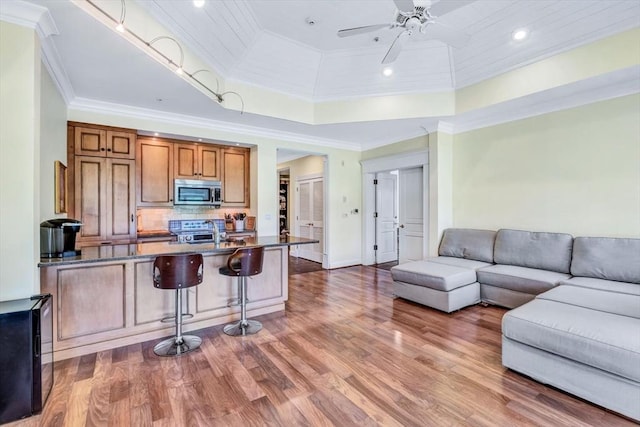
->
[327,259,362,269]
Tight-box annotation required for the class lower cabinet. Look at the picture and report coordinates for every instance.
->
[40,247,288,360]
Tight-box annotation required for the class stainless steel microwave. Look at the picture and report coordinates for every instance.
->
[174,179,222,207]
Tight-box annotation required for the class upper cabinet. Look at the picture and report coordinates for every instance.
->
[221,147,250,207]
[136,138,174,207]
[74,126,135,159]
[174,143,220,180]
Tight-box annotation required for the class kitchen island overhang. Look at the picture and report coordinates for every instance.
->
[39,236,317,360]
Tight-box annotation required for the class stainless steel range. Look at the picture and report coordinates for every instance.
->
[168,219,225,243]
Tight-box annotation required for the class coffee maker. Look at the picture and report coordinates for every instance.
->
[40,219,82,258]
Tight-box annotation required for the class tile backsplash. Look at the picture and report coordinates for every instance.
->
[137,207,250,232]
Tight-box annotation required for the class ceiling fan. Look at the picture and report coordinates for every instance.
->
[337,0,473,64]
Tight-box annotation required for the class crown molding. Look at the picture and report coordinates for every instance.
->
[68,97,362,152]
[1,1,75,104]
[452,66,640,134]
[0,0,57,37]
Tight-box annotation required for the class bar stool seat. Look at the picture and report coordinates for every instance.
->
[220,246,264,336]
[152,253,203,356]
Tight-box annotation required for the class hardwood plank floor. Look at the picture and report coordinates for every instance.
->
[7,266,635,426]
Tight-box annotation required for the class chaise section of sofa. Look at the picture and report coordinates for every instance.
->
[477,229,573,308]
[502,236,640,421]
[391,228,495,312]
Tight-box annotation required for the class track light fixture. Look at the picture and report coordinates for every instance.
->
[83,0,244,114]
[115,0,125,32]
[147,36,184,75]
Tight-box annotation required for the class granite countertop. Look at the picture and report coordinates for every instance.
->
[39,235,317,267]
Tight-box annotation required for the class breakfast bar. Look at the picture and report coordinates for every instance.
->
[39,236,317,360]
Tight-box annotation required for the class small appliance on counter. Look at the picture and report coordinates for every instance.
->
[40,219,82,258]
[0,294,54,424]
[169,219,226,244]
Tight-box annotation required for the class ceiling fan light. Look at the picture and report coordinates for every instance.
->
[193,0,205,7]
[382,67,393,77]
[512,28,528,41]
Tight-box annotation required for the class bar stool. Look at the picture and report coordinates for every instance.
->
[152,253,203,356]
[220,246,264,336]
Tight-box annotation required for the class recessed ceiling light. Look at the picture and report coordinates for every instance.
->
[198,138,202,142]
[382,67,393,77]
[154,132,159,136]
[512,28,528,41]
[193,0,205,8]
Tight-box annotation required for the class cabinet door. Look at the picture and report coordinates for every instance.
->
[137,138,174,206]
[199,145,220,180]
[106,131,136,159]
[174,143,198,179]
[74,127,106,156]
[106,159,136,241]
[75,156,107,242]
[221,148,249,207]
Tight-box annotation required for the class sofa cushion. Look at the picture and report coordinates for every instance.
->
[503,298,640,382]
[538,285,640,319]
[494,229,573,273]
[425,256,492,270]
[391,261,477,292]
[477,264,570,295]
[438,228,496,263]
[559,277,640,296]
[571,237,640,284]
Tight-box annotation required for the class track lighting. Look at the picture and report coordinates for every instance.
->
[115,0,125,32]
[147,36,184,75]
[82,0,245,114]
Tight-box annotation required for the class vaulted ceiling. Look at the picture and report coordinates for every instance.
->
[5,0,640,151]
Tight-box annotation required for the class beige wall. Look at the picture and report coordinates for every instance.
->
[0,22,41,301]
[453,93,640,237]
[40,65,68,222]
[361,134,428,161]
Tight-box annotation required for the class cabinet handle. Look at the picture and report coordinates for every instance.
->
[107,148,112,152]
[100,148,106,151]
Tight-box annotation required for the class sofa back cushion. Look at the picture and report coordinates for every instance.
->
[494,229,573,273]
[438,228,496,263]
[571,237,640,284]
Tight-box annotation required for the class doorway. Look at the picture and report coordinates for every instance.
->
[277,149,328,269]
[362,151,429,266]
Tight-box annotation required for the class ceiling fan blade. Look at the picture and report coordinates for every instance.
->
[429,0,475,17]
[382,31,409,64]
[337,24,390,38]
[424,21,470,48]
[393,0,415,12]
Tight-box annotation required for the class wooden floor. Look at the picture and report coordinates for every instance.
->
[9,266,635,426]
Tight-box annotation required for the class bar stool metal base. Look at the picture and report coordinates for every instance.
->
[153,335,202,356]
[223,319,262,336]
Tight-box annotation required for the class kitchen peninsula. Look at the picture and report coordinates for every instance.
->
[39,236,317,360]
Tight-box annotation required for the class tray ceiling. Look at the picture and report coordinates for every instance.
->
[7,0,640,150]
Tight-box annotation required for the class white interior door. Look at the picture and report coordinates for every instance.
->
[296,176,324,263]
[398,167,424,263]
[375,172,398,263]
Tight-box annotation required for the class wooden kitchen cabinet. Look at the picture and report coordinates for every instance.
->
[174,143,220,180]
[74,156,136,245]
[221,147,250,207]
[74,126,135,159]
[136,138,174,206]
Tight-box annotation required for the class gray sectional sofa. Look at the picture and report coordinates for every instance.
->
[390,229,640,421]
